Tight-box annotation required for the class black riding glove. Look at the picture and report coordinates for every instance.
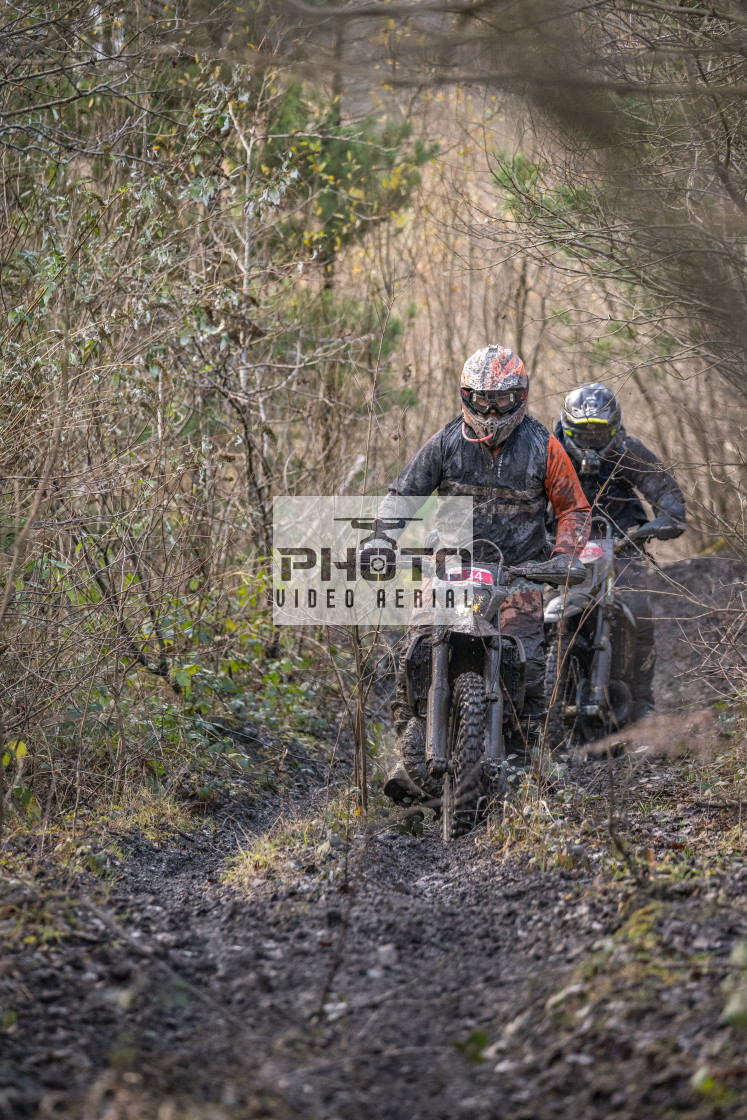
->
[506,554,587,588]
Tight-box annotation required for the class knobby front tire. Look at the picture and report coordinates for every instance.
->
[442,672,486,842]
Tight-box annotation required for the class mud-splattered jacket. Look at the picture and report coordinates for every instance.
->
[380,415,591,566]
[553,424,686,533]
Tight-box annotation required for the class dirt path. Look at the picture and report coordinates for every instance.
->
[3,554,747,1119]
[4,754,747,1120]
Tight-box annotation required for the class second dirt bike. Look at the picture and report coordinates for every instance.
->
[543,516,639,750]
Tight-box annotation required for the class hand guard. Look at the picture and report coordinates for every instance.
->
[629,515,682,543]
[506,554,587,588]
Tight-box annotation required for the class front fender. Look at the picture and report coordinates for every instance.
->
[448,612,501,639]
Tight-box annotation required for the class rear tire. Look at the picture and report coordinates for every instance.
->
[442,672,486,842]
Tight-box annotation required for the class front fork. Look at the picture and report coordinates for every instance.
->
[484,637,506,791]
[585,574,614,716]
[425,631,450,778]
[425,632,504,785]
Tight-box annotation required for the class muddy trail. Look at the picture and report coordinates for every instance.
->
[5,767,747,1120]
[2,555,747,1120]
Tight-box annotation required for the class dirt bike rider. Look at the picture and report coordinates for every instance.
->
[380,346,592,804]
[554,382,686,721]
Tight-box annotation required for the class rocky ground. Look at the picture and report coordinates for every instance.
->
[2,556,747,1120]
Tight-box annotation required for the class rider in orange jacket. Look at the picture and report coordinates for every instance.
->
[381,346,591,802]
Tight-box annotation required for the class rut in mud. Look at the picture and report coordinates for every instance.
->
[2,555,747,1120]
[6,762,747,1120]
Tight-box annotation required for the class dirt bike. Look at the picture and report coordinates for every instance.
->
[403,544,584,841]
[543,515,640,750]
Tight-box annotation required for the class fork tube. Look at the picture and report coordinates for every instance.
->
[484,638,503,764]
[425,634,450,771]
[590,577,613,708]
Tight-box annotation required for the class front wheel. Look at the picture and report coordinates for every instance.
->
[442,672,486,842]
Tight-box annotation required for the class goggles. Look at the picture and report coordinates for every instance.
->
[564,420,616,449]
[461,387,526,415]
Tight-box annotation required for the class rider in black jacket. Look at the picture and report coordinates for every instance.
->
[381,346,591,803]
[554,383,686,719]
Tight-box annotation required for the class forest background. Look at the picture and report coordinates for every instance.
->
[2,0,746,831]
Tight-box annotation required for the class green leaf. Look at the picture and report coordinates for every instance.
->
[452,1029,490,1063]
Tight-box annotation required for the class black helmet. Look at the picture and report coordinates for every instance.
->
[561,382,623,466]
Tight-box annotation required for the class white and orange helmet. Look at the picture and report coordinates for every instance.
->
[460,346,529,445]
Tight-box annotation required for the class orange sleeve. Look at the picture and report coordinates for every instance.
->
[545,435,591,556]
